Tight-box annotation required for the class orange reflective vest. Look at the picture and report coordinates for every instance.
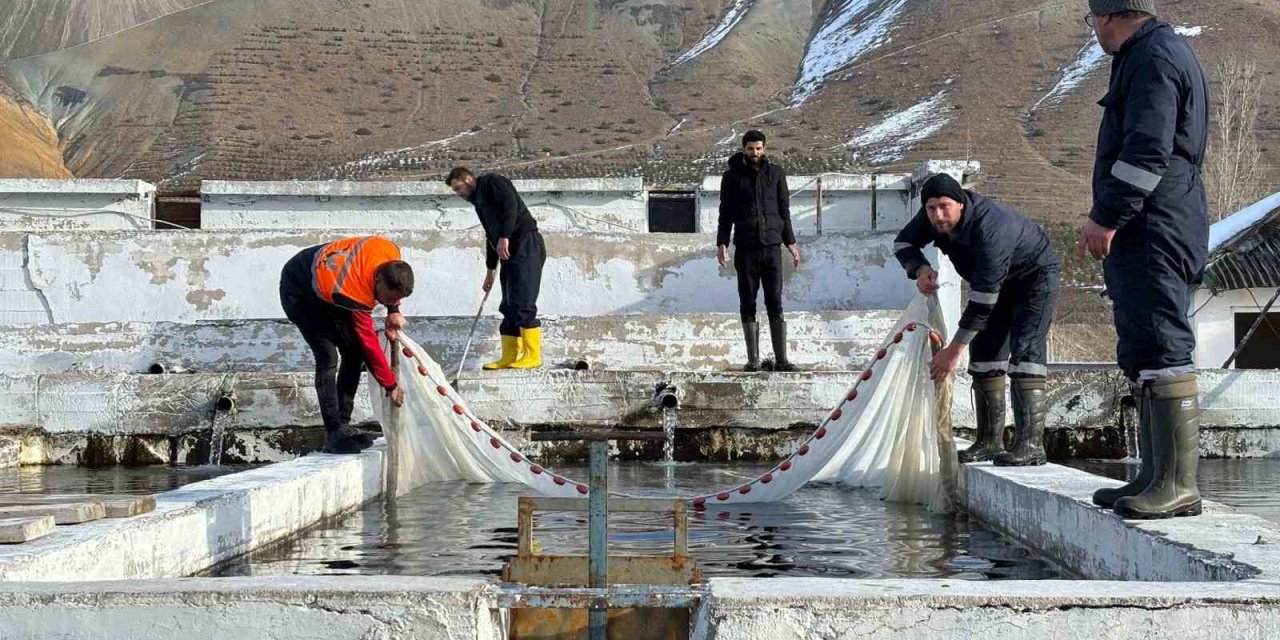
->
[311,236,401,311]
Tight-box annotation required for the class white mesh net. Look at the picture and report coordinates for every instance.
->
[371,295,958,511]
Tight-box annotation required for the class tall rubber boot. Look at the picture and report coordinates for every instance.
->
[483,335,521,370]
[1093,382,1152,507]
[959,376,1007,463]
[768,316,796,372]
[510,327,543,369]
[993,378,1047,466]
[1114,374,1202,519]
[742,320,760,372]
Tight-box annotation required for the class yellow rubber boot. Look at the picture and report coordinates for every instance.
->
[483,335,521,370]
[509,327,543,369]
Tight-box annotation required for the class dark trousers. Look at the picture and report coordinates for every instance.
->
[280,288,365,431]
[968,267,1060,379]
[1103,171,1208,382]
[734,244,784,323]
[499,231,547,336]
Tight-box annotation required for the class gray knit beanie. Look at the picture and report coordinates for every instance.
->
[1089,0,1157,15]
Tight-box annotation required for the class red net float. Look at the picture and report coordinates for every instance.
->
[553,476,567,486]
[436,385,448,395]
[419,365,430,376]
[929,331,943,347]
[576,484,589,495]
[489,437,501,448]
[861,369,873,381]
[738,485,751,495]
[780,460,793,471]
[510,452,523,463]
[716,492,730,501]
[470,421,482,432]
[894,333,903,343]
[530,465,544,475]
[847,389,858,402]
[402,347,414,357]
[815,427,828,440]
[452,404,465,415]
[798,444,811,456]
[761,473,774,484]
[876,349,887,360]
[693,497,706,508]
[906,323,917,332]
[831,409,843,421]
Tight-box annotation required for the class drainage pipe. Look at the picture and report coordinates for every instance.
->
[215,393,237,413]
[653,384,679,409]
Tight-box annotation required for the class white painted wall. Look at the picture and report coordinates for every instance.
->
[202,178,648,233]
[1194,287,1279,368]
[1,230,957,324]
[0,179,155,231]
[698,173,915,234]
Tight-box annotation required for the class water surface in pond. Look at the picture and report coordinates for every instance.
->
[0,464,254,495]
[1068,458,1280,523]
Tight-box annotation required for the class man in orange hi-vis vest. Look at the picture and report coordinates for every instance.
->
[279,236,415,454]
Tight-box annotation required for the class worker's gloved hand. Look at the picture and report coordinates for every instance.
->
[916,266,940,295]
[388,385,405,407]
[385,312,407,341]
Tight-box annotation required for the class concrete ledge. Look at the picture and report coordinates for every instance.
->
[0,446,383,581]
[0,576,500,639]
[964,461,1280,581]
[697,577,1280,639]
[0,311,899,375]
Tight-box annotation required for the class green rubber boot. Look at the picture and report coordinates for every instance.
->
[1094,383,1152,508]
[993,377,1047,467]
[959,376,1007,463]
[1114,374,1202,519]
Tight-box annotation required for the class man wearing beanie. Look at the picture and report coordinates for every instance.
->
[896,174,1060,467]
[1078,0,1209,520]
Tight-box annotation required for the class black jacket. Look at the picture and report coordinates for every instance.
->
[895,190,1059,343]
[468,173,539,270]
[1091,18,1209,230]
[717,153,796,248]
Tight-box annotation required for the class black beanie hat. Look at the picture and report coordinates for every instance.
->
[921,173,965,205]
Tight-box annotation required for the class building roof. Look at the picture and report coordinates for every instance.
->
[1205,192,1280,293]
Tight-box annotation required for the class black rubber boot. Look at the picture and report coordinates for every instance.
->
[959,376,1007,463]
[338,425,374,449]
[994,377,1047,467]
[743,320,760,372]
[1094,383,1152,508]
[768,316,796,372]
[1114,374,1202,519]
[321,426,365,455]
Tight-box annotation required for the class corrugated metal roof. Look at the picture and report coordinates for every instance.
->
[1205,212,1280,293]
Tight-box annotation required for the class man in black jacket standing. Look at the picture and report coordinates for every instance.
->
[1078,1,1209,519]
[447,167,546,370]
[717,130,802,372]
[896,174,1060,467]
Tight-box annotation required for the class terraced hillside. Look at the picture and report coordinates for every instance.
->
[0,0,1277,227]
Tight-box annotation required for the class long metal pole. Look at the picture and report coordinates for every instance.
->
[587,439,609,640]
[455,289,491,383]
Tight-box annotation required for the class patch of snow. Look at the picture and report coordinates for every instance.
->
[1174,25,1205,37]
[1032,34,1107,111]
[669,0,753,68]
[848,90,949,165]
[666,118,688,137]
[791,0,909,106]
[1209,192,1280,254]
[717,129,739,146]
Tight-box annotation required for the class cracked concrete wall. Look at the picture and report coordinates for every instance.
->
[0,229,942,324]
[0,577,501,640]
[201,178,648,233]
[696,578,1280,639]
[0,445,384,581]
[0,311,901,375]
[964,462,1280,582]
[0,179,155,231]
